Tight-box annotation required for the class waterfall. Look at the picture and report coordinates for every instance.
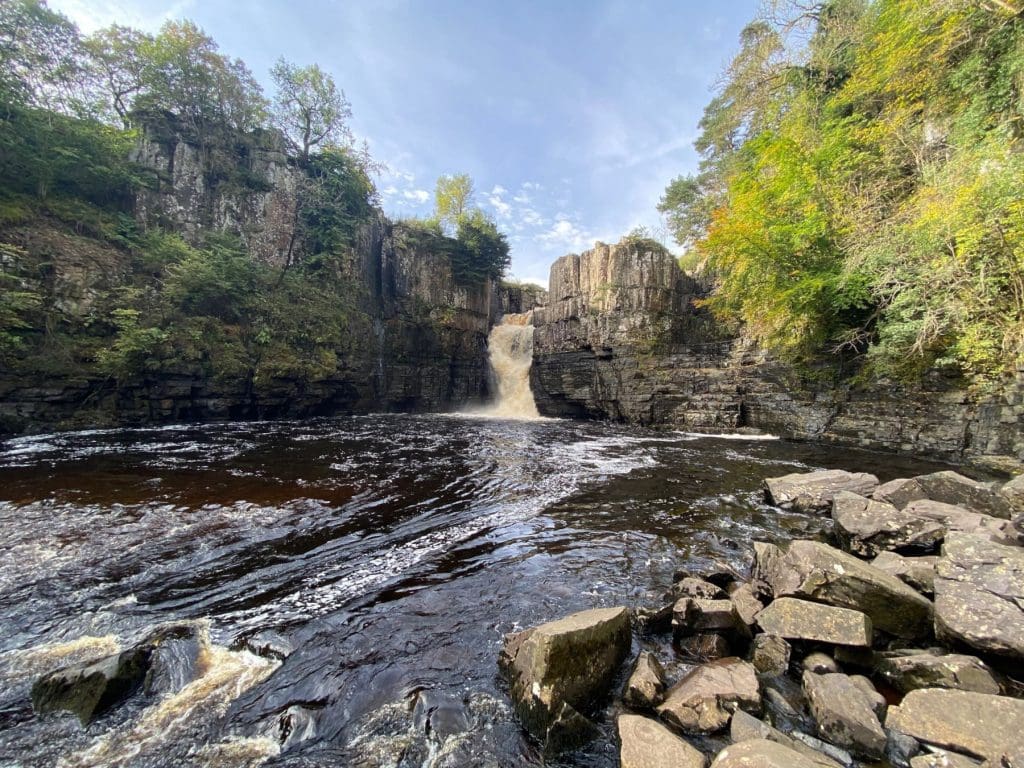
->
[480,312,540,419]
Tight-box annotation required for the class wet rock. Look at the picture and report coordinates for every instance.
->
[802,671,887,759]
[757,597,872,647]
[754,540,933,639]
[872,552,937,595]
[910,752,982,768]
[274,704,319,751]
[618,713,707,768]
[933,533,1024,659]
[763,684,801,718]
[656,657,761,735]
[730,710,844,768]
[887,689,1024,761]
[887,729,921,768]
[749,634,791,677]
[678,633,733,661]
[913,471,1013,519]
[241,629,295,661]
[876,651,1000,694]
[727,583,763,627]
[803,652,840,675]
[670,577,728,601]
[145,629,202,696]
[31,645,153,724]
[711,738,837,768]
[832,492,945,557]
[499,606,631,753]
[790,731,856,767]
[674,598,746,638]
[412,690,471,740]
[623,652,666,711]
[635,603,674,635]
[764,470,879,514]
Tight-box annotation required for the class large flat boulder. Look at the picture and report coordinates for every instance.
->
[910,752,981,768]
[913,471,1013,519]
[499,606,631,753]
[933,533,1024,659]
[832,492,945,557]
[803,671,887,759]
[756,597,872,647]
[31,646,153,725]
[876,651,1000,695]
[619,714,706,768]
[874,477,928,509]
[712,739,840,768]
[764,470,879,513]
[754,540,933,639]
[903,500,1017,544]
[1000,473,1024,514]
[887,689,1024,761]
[656,658,761,735]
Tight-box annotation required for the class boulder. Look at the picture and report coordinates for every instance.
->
[749,634,791,677]
[887,728,921,767]
[730,710,844,768]
[618,714,707,768]
[903,500,1016,544]
[674,598,747,641]
[887,689,1024,761]
[913,471,1013,519]
[623,651,666,711]
[499,606,630,753]
[803,671,887,759]
[981,743,1024,768]
[635,603,674,635]
[876,651,1000,695]
[802,652,840,674]
[31,645,153,724]
[910,753,982,768]
[832,492,945,557]
[764,470,879,513]
[757,597,872,647]
[849,674,886,720]
[874,477,927,509]
[754,540,933,639]
[670,577,728,601]
[657,658,760,735]
[933,533,1024,658]
[1000,473,1024,515]
[727,583,763,627]
[712,738,839,768]
[871,552,937,595]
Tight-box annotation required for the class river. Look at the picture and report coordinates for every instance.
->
[0,414,949,767]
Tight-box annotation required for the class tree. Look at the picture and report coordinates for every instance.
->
[455,209,510,281]
[0,0,86,113]
[434,173,474,234]
[270,58,352,164]
[84,25,149,127]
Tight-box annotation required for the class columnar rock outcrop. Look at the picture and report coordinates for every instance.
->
[530,240,1024,466]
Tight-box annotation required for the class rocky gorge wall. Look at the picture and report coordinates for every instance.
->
[531,241,1024,469]
[0,120,498,435]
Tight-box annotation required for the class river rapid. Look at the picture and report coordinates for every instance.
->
[0,415,949,768]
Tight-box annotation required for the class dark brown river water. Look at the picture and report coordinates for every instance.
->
[0,415,950,767]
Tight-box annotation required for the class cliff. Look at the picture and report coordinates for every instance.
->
[0,119,497,435]
[531,240,1024,468]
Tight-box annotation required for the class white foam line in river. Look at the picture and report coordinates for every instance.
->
[675,431,780,441]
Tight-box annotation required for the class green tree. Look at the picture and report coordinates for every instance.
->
[433,173,474,235]
[84,25,149,126]
[270,58,352,164]
[455,209,510,282]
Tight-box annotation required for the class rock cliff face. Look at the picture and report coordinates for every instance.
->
[531,241,1024,467]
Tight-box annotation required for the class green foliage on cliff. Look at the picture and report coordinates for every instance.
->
[661,0,1024,384]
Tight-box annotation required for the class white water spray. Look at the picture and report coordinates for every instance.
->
[479,312,540,419]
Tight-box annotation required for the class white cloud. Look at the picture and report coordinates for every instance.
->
[402,189,430,204]
[537,219,593,252]
[488,194,512,219]
[50,0,195,33]
[490,184,507,195]
[512,192,532,204]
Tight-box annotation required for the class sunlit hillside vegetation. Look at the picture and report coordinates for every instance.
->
[660,0,1024,385]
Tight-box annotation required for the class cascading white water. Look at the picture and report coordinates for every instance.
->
[481,312,540,419]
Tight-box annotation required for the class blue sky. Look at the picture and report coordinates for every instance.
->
[52,0,759,286]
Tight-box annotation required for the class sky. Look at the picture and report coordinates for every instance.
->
[50,0,760,287]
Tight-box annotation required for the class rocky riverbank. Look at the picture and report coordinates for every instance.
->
[499,467,1024,767]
